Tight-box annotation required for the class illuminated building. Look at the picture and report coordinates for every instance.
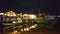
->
[4,11,17,22]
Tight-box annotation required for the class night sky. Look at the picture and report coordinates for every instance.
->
[0,0,60,14]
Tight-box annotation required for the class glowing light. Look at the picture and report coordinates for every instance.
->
[26,28,30,31]
[30,26,35,28]
[12,21,16,23]
[30,24,38,28]
[6,11,16,16]
[7,14,10,16]
[24,28,27,31]
[12,30,18,34]
[23,28,30,31]
[21,29,24,32]
[29,14,36,19]
[4,13,7,15]
[14,30,17,33]
[0,13,4,15]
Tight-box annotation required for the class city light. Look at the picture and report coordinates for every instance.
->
[0,13,4,15]
[23,28,30,31]
[21,29,24,32]
[10,30,18,34]
[13,30,18,33]
[23,14,29,19]
[1,10,55,34]
[7,14,10,16]
[30,26,36,28]
[12,21,16,23]
[30,24,38,28]
[6,11,16,16]
[24,28,27,31]
[29,14,36,19]
[26,28,30,31]
[4,13,7,15]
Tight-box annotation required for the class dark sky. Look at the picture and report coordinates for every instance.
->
[0,0,60,14]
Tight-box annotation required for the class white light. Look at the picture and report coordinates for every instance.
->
[30,25,36,28]
[12,21,16,23]
[31,26,36,28]
[29,15,36,19]
[21,29,24,32]
[24,28,27,31]
[30,24,38,28]
[0,13,4,15]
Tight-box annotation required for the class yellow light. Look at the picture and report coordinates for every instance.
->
[6,10,16,16]
[26,28,30,31]
[7,14,10,16]
[13,30,18,34]
[9,30,18,34]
